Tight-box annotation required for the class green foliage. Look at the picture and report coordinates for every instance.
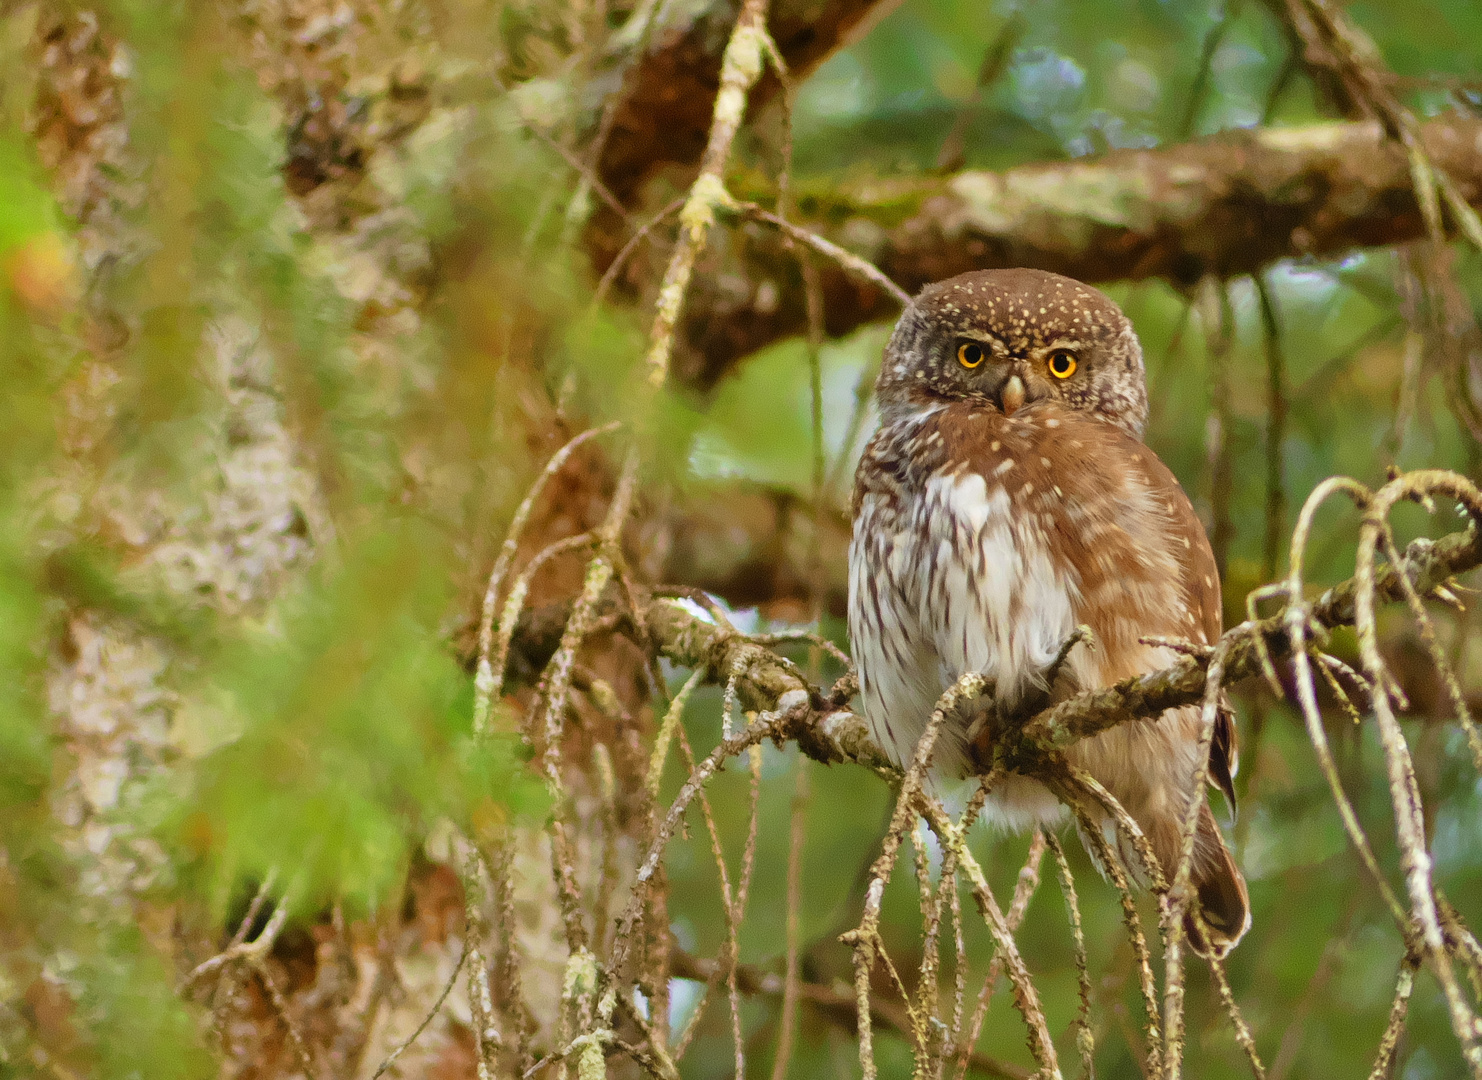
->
[0,3,550,1069]
[163,519,544,919]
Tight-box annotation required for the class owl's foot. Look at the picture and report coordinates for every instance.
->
[962,697,996,753]
[949,682,998,771]
[1001,625,1098,733]
[1043,624,1096,694]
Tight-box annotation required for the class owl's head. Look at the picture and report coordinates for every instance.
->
[876,268,1149,438]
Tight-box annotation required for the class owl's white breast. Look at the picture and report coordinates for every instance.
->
[849,465,1084,779]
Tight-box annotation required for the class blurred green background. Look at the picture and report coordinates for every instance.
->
[1,0,1480,1077]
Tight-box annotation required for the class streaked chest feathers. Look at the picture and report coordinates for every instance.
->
[849,400,1212,805]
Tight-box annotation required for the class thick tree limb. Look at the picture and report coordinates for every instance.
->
[654,484,851,617]
[679,114,1482,388]
[596,0,896,205]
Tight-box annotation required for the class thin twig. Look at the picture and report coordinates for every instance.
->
[1198,922,1266,1079]
[1256,271,1288,582]
[843,674,973,1079]
[180,877,291,993]
[473,422,621,735]
[1282,478,1411,930]
[1046,832,1095,1080]
[490,532,597,712]
[370,947,469,1080]
[1204,278,1236,582]
[253,958,320,1080]
[1354,474,1482,1073]
[952,820,1045,1080]
[1065,800,1162,1077]
[1368,954,1420,1080]
[1162,633,1236,1080]
[647,668,706,802]
[592,196,687,309]
[461,844,500,1080]
[768,755,810,1080]
[1179,1,1238,139]
[936,15,1026,172]
[610,706,798,986]
[922,798,1063,1080]
[738,203,912,307]
[644,0,775,387]
[537,447,643,958]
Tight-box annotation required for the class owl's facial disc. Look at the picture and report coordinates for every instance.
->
[877,268,1150,438]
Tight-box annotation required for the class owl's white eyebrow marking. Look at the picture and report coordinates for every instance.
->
[993,459,1015,476]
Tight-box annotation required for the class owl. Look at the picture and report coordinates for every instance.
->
[848,268,1249,957]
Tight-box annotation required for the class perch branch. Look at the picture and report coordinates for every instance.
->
[628,502,1482,783]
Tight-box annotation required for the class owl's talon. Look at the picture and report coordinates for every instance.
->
[1006,626,1095,727]
[956,681,1000,768]
[1048,624,1096,681]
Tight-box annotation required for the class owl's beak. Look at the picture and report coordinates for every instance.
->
[1000,374,1026,417]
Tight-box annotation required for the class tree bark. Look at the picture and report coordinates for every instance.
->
[595,0,898,205]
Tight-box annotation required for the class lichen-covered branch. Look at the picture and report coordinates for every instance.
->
[643,0,775,387]
[634,516,1481,777]
[1013,517,1482,765]
[677,114,1482,388]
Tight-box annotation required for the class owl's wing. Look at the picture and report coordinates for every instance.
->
[1133,441,1239,819]
[1208,694,1239,820]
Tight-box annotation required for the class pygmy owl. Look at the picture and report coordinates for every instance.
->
[848,268,1249,957]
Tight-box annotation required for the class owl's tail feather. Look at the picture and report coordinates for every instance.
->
[1184,801,1251,959]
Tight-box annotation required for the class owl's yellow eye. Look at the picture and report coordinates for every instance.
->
[957,342,985,368]
[1047,349,1078,379]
